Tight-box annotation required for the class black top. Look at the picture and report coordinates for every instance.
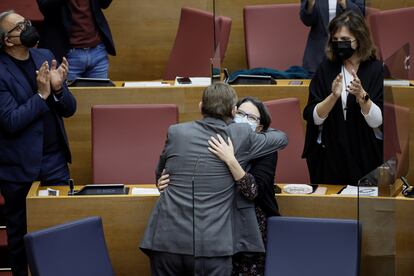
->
[302,58,383,185]
[250,152,280,217]
[8,54,63,154]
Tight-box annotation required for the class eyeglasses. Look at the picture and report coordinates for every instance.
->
[235,110,260,124]
[7,19,31,35]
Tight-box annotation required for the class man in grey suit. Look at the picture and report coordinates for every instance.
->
[140,83,288,275]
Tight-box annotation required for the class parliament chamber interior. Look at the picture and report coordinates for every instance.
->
[0,0,414,275]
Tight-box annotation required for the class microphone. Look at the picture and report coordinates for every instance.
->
[191,156,201,257]
[213,0,217,51]
[68,178,74,195]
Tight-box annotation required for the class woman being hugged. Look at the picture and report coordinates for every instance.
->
[302,10,383,185]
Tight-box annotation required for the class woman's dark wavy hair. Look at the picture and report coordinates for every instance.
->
[236,96,271,132]
[326,10,377,62]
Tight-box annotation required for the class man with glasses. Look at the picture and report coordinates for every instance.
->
[0,11,76,276]
[36,0,116,81]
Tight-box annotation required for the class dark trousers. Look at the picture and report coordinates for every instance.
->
[0,150,69,276]
[0,182,31,276]
[150,251,232,276]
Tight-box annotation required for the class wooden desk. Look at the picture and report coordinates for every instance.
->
[27,183,414,276]
[66,84,414,185]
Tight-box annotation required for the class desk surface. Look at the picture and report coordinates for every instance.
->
[27,182,414,276]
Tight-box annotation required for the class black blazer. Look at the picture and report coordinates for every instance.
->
[300,0,364,74]
[0,48,76,182]
[249,152,280,217]
[37,0,116,62]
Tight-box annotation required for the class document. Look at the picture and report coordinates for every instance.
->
[131,187,160,195]
[38,188,60,197]
[339,185,378,196]
[123,81,171,87]
[383,79,411,87]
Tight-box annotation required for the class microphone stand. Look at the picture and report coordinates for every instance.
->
[213,0,217,51]
[191,157,200,258]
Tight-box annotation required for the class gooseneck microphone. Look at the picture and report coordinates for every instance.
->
[191,156,201,257]
[213,0,217,51]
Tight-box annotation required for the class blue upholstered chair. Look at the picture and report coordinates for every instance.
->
[265,216,361,276]
[24,217,114,276]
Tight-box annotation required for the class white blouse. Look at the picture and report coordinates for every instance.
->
[328,0,337,22]
[312,66,383,142]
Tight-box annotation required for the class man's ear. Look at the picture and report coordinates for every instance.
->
[231,106,236,117]
[3,35,14,48]
[199,101,202,112]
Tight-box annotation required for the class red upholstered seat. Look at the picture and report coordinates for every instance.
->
[92,104,178,184]
[0,227,8,268]
[368,7,414,79]
[163,7,232,80]
[384,103,410,178]
[264,98,310,184]
[0,228,7,248]
[244,4,308,70]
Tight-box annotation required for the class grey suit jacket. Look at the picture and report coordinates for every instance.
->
[140,117,288,257]
[300,0,364,74]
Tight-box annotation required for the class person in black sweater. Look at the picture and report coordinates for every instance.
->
[302,11,383,185]
[158,96,282,275]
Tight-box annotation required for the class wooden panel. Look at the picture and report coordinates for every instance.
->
[27,183,414,276]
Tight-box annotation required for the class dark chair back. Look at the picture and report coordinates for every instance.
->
[265,216,361,276]
[25,217,114,276]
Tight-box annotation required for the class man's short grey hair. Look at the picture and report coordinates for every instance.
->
[0,10,15,50]
[0,10,15,29]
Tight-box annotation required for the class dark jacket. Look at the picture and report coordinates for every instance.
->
[0,48,76,182]
[302,58,383,184]
[36,0,116,62]
[250,152,280,217]
[300,0,364,74]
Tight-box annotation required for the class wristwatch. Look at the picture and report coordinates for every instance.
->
[362,93,370,102]
[359,92,370,104]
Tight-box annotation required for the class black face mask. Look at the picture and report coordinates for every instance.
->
[20,25,40,48]
[332,40,355,61]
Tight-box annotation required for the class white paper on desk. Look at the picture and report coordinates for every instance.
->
[313,187,327,195]
[340,185,378,196]
[174,77,211,86]
[38,188,60,197]
[123,81,170,87]
[131,187,160,195]
[383,79,411,87]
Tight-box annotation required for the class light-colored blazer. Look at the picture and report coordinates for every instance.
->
[140,117,288,257]
[300,0,365,74]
